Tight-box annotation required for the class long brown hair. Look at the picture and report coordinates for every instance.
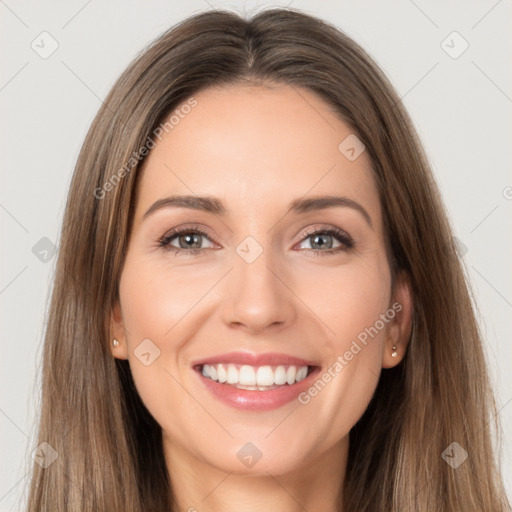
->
[25,8,510,511]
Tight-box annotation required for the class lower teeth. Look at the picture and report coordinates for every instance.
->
[232,383,282,391]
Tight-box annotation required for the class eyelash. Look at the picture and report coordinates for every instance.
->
[158,224,354,256]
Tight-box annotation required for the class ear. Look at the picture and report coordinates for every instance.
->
[382,271,413,369]
[109,301,129,360]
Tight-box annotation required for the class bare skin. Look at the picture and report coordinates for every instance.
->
[110,83,413,512]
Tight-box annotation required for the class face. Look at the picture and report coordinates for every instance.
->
[110,83,412,478]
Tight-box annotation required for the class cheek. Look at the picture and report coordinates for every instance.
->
[116,259,181,412]
[119,255,216,340]
[294,253,392,351]
[117,255,223,420]
[292,255,391,425]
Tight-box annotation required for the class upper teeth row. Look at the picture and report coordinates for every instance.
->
[201,364,309,386]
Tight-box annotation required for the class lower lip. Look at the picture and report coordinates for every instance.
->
[194,366,320,411]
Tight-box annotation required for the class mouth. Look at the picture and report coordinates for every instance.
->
[193,363,316,391]
[191,351,321,410]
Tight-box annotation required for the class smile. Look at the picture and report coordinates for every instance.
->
[191,351,321,411]
[200,363,311,390]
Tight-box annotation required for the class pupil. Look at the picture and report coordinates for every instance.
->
[180,233,201,249]
[311,234,332,249]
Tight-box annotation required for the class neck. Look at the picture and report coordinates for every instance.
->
[163,434,348,512]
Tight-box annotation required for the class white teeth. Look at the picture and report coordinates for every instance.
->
[286,366,297,385]
[226,364,239,384]
[274,365,287,385]
[200,363,310,387]
[239,365,256,385]
[296,366,308,382]
[217,364,227,383]
[256,366,274,386]
[234,383,277,391]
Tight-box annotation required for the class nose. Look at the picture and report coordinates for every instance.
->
[220,244,297,334]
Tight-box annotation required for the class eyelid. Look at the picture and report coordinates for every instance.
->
[294,224,353,243]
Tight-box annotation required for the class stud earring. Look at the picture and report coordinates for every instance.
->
[391,345,398,357]
[112,339,120,347]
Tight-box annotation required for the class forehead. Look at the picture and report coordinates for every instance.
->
[134,83,380,224]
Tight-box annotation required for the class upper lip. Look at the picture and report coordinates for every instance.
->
[191,351,320,368]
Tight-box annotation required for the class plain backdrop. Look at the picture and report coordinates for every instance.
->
[1,1,511,510]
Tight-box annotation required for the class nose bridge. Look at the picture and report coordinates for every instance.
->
[221,234,296,332]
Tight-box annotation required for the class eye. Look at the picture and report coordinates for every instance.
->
[159,225,216,255]
[158,224,354,256]
[295,225,354,255]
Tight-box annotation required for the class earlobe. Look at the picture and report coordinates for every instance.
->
[382,271,413,369]
[110,337,128,360]
[109,303,129,360]
[382,341,402,369]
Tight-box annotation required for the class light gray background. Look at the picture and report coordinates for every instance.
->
[1,1,511,510]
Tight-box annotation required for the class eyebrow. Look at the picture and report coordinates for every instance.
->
[142,194,373,227]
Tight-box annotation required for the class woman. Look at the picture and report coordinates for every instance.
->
[25,7,510,511]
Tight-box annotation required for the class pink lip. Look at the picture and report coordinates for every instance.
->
[191,351,321,412]
[191,351,319,368]
[194,365,321,411]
